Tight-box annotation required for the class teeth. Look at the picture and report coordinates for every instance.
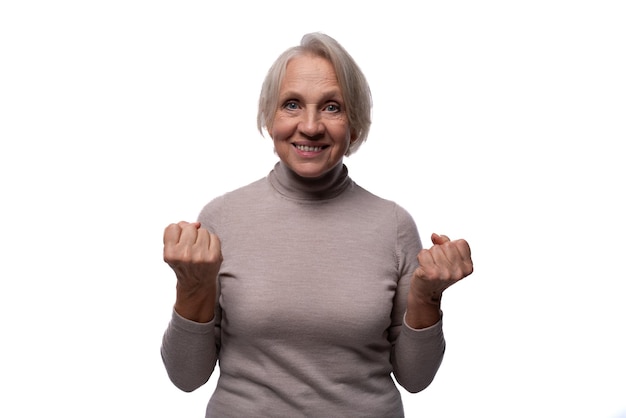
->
[296,144,323,152]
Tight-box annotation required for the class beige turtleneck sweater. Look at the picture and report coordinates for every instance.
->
[161,162,445,418]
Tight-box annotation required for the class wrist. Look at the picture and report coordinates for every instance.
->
[174,284,216,323]
[405,291,441,329]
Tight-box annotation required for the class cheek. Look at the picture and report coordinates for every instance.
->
[330,122,352,145]
[269,118,292,141]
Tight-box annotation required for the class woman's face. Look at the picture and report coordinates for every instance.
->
[268,54,353,178]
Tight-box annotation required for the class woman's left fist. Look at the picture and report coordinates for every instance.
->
[411,233,473,304]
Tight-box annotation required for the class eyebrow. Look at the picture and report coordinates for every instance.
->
[278,89,344,103]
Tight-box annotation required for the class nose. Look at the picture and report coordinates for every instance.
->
[298,106,325,139]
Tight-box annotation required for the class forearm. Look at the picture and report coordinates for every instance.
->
[392,316,445,393]
[161,310,218,392]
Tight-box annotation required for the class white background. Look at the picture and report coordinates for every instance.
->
[1,1,625,417]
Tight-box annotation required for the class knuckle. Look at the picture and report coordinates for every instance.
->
[164,223,177,235]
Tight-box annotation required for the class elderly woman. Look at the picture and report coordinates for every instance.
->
[161,33,473,417]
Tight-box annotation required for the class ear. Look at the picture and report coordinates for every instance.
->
[350,128,358,143]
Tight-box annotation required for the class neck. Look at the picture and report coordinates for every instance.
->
[269,161,352,201]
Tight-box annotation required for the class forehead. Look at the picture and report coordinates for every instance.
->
[280,54,340,91]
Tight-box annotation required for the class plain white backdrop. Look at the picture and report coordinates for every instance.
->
[1,1,625,417]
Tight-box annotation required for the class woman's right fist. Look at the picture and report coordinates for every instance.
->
[163,221,223,291]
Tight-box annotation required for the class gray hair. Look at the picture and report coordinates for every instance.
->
[257,33,372,156]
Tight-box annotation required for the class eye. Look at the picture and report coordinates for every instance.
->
[325,103,341,113]
[283,101,299,110]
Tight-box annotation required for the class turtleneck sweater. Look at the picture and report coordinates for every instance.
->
[161,162,445,418]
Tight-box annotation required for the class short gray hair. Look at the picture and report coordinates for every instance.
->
[257,33,372,156]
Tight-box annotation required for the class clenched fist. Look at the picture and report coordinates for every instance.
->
[406,233,473,329]
[163,221,223,322]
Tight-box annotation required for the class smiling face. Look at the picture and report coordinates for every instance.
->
[268,54,354,178]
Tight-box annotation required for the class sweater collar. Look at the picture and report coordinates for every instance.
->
[268,161,352,201]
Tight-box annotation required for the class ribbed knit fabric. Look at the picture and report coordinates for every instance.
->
[161,162,445,418]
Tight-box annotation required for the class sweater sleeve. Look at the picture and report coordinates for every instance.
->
[161,310,219,392]
[160,196,224,392]
[389,204,446,393]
